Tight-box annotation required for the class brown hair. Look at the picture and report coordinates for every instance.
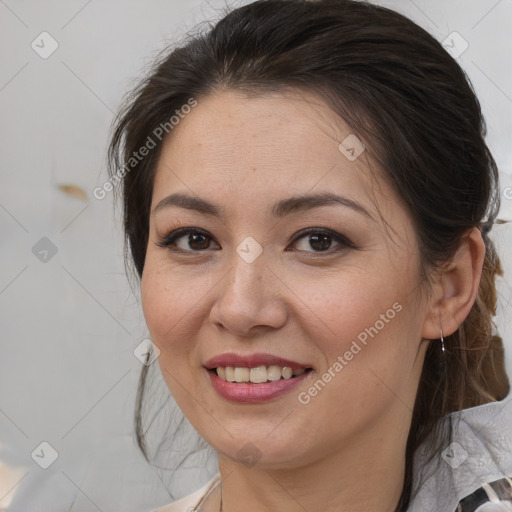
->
[107,0,510,508]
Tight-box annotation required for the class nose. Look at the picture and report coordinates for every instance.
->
[208,244,288,337]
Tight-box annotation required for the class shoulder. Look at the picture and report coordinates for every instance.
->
[409,393,512,511]
[456,477,512,511]
[150,473,221,512]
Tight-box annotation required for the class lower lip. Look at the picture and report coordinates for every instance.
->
[206,368,312,403]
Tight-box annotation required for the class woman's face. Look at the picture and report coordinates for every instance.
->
[141,89,431,469]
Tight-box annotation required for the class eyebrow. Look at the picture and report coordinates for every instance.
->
[153,192,373,220]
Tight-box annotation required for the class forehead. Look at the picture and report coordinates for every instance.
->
[152,89,398,224]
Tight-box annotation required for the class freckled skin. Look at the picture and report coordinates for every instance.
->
[140,90,484,512]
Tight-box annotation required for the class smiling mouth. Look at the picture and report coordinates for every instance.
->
[210,365,314,384]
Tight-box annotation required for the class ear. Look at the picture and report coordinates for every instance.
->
[421,227,486,339]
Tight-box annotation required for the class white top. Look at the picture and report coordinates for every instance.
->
[151,393,512,512]
[152,473,221,512]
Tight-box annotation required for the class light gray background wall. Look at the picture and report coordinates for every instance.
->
[1,1,511,511]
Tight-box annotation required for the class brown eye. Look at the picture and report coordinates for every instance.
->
[185,233,211,250]
[290,228,355,254]
[297,233,333,251]
[156,228,220,253]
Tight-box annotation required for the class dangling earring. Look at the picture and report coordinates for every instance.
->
[440,328,446,353]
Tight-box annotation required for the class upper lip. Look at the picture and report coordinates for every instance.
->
[204,353,312,371]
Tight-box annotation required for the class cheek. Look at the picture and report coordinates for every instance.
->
[140,261,209,409]
[140,256,223,401]
[290,265,419,403]
[292,263,406,346]
[141,258,208,345]
[141,266,173,344]
[141,276,191,404]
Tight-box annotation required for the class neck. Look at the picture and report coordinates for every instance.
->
[213,401,411,512]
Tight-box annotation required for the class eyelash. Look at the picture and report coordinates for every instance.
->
[155,227,356,256]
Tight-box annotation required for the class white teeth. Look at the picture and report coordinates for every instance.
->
[225,367,235,382]
[249,366,268,384]
[267,365,282,381]
[281,366,293,379]
[215,365,308,383]
[234,367,249,382]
